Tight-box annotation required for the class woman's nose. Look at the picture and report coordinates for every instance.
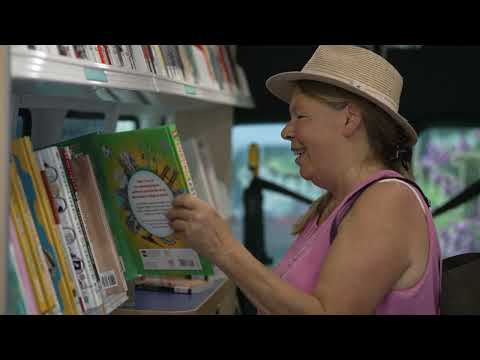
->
[281,121,294,140]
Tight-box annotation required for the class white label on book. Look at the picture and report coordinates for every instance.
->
[128,170,174,237]
[139,249,202,270]
[100,270,118,290]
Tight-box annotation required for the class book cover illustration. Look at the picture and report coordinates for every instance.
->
[64,125,213,280]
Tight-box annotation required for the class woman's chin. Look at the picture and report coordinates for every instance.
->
[298,168,312,181]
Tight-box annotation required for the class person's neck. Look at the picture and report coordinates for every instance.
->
[328,161,389,206]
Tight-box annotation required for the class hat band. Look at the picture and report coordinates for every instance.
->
[299,69,400,113]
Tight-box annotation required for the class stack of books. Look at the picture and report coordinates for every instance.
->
[7,124,229,315]
[13,45,251,97]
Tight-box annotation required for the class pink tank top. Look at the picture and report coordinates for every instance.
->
[271,170,442,315]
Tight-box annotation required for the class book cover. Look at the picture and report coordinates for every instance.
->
[190,45,214,88]
[177,45,195,84]
[62,125,214,280]
[130,45,150,73]
[8,217,39,314]
[159,45,176,80]
[12,137,79,314]
[37,150,86,314]
[36,147,103,312]
[151,45,168,78]
[10,157,58,314]
[184,45,200,85]
[71,154,128,312]
[6,240,28,315]
[182,138,216,208]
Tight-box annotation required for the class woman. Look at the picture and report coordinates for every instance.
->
[166,45,442,315]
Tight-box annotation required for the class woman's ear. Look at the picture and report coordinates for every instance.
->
[341,103,363,137]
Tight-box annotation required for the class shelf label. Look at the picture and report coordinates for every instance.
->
[84,68,108,83]
[184,85,197,96]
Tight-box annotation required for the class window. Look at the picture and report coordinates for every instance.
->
[231,124,323,266]
[116,117,139,132]
[62,112,140,141]
[414,127,480,258]
[62,111,104,141]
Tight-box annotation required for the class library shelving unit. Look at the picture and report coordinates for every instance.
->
[0,46,10,315]
[4,45,255,315]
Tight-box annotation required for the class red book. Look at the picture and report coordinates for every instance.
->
[195,45,215,82]
[217,46,234,91]
[103,46,112,65]
[97,45,106,64]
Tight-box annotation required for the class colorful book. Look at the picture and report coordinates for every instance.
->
[36,147,103,312]
[9,215,39,315]
[61,125,214,280]
[71,154,128,313]
[9,159,57,314]
[12,137,79,314]
[6,239,28,315]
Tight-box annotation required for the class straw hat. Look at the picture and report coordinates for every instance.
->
[266,45,417,146]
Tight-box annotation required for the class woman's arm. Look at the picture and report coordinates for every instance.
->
[168,181,424,314]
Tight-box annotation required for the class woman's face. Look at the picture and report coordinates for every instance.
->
[281,89,346,184]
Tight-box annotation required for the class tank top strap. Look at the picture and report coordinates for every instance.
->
[329,174,431,244]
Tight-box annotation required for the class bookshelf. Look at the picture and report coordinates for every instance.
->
[0,46,10,315]
[3,45,254,315]
[10,47,254,111]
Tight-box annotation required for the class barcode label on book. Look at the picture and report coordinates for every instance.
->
[100,271,118,290]
[139,249,202,270]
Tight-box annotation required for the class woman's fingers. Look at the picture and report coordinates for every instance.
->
[166,208,192,222]
[169,219,188,232]
[172,193,197,209]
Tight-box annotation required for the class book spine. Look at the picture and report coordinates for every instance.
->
[36,150,85,314]
[37,148,101,312]
[217,45,235,93]
[152,45,167,77]
[207,45,224,91]
[103,45,112,65]
[172,46,186,81]
[183,45,199,84]
[177,45,194,84]
[22,138,80,315]
[130,45,149,73]
[167,124,197,196]
[224,45,240,90]
[9,169,49,314]
[59,147,105,311]
[9,157,58,314]
[72,155,128,298]
[9,217,40,314]
[123,45,136,70]
[12,139,70,314]
[114,45,125,67]
[96,45,107,64]
[159,45,175,79]
[190,45,212,88]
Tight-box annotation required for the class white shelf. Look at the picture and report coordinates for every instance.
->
[10,48,255,110]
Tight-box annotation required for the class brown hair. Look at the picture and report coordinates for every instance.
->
[291,80,414,235]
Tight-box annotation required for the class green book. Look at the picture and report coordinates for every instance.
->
[61,124,213,280]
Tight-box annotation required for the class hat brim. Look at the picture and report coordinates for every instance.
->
[266,71,418,146]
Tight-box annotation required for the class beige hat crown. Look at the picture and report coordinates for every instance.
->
[266,45,417,145]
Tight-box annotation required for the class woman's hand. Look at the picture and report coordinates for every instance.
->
[166,194,237,263]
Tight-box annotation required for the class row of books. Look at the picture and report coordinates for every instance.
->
[7,124,230,314]
[13,45,251,97]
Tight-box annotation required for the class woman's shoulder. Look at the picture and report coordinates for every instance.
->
[352,179,427,220]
